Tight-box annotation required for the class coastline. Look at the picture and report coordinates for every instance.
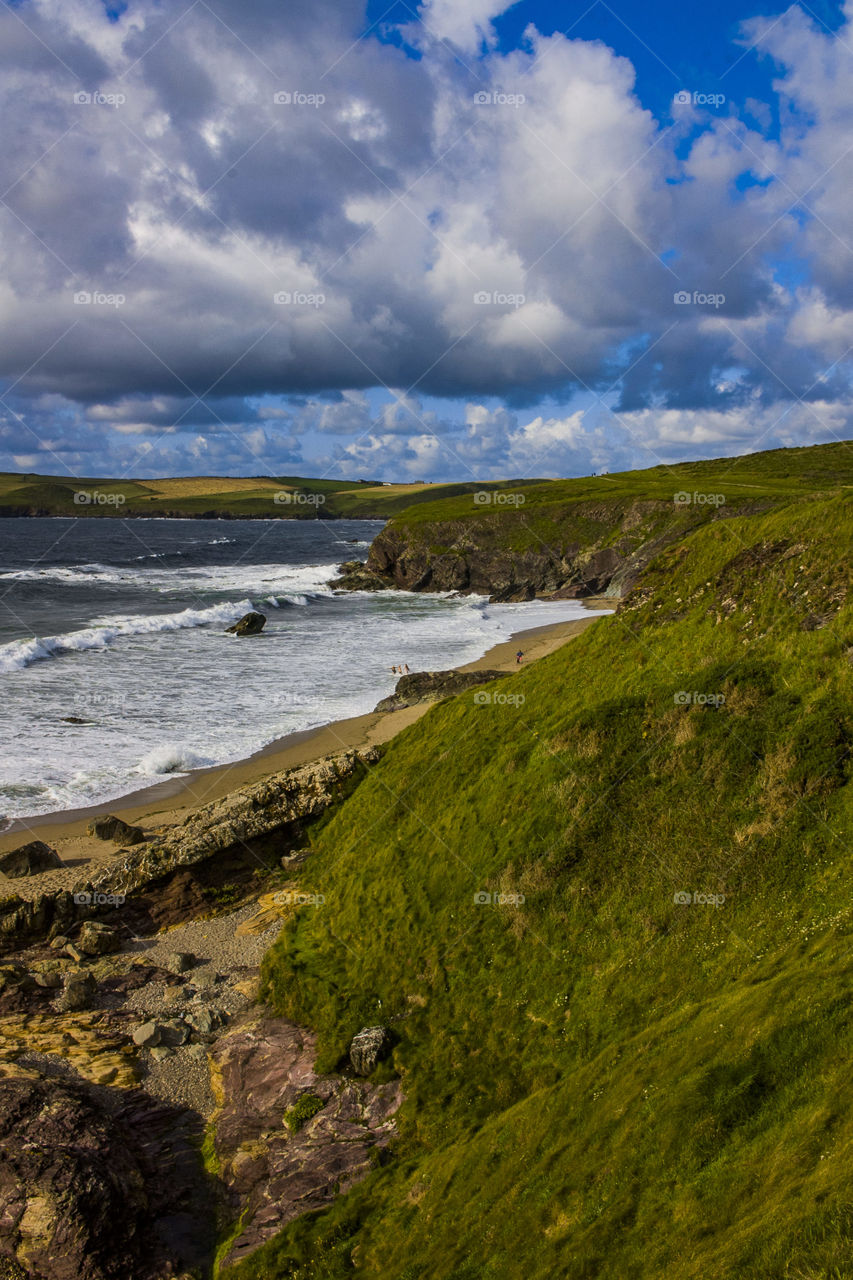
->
[0,605,610,869]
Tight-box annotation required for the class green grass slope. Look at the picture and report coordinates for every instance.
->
[226,486,853,1278]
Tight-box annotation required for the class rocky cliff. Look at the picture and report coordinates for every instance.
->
[334,495,754,602]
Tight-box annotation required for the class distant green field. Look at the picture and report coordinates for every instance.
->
[0,471,551,520]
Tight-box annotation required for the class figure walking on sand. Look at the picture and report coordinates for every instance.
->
[516,650,523,664]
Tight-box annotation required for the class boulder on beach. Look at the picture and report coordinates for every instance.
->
[225,611,267,636]
[86,815,145,844]
[0,840,62,880]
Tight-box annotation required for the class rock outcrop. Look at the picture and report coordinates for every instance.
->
[338,497,750,602]
[84,750,379,899]
[0,1075,212,1279]
[375,668,509,712]
[225,611,266,635]
[0,842,62,880]
[328,560,392,592]
[0,751,378,953]
[210,1014,402,1271]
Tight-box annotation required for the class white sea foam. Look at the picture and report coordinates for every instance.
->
[0,597,257,672]
[137,744,213,775]
[0,560,339,594]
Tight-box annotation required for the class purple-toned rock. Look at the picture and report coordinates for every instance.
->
[210,1014,402,1271]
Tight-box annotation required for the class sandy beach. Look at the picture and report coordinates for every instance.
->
[0,605,609,879]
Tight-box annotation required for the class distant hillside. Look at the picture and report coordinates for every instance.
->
[0,472,551,521]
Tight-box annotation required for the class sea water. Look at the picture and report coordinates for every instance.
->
[0,517,596,820]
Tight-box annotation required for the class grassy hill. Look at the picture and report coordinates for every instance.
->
[220,454,853,1277]
[0,472,551,521]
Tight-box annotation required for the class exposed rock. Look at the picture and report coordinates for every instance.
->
[164,951,194,974]
[54,971,96,1012]
[225,611,266,636]
[328,560,390,592]
[211,1014,402,1271]
[132,1021,162,1048]
[0,841,61,880]
[158,1018,191,1048]
[349,1025,393,1076]
[32,970,63,990]
[83,749,379,899]
[183,1007,222,1036]
[352,497,753,602]
[75,921,120,956]
[0,1011,136,1088]
[0,1074,212,1278]
[0,891,79,956]
[86,815,145,845]
[375,668,509,713]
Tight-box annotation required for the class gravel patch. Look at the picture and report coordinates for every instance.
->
[122,903,284,1115]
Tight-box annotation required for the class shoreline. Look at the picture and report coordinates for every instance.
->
[0,605,610,866]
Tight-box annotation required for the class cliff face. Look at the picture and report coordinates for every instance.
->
[358,498,738,601]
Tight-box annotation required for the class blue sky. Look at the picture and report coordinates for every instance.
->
[0,0,852,481]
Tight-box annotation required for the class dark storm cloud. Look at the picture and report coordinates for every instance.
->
[0,0,851,479]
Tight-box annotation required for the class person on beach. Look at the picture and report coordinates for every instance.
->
[403,663,410,674]
[516,650,523,664]
[391,665,398,674]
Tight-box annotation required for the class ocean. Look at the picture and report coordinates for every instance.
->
[0,517,595,821]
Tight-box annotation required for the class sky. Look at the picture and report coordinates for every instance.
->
[0,0,852,482]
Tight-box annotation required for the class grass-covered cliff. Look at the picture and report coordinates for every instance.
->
[224,460,852,1277]
[361,440,853,599]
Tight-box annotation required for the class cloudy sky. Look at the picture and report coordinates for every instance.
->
[0,0,851,481]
